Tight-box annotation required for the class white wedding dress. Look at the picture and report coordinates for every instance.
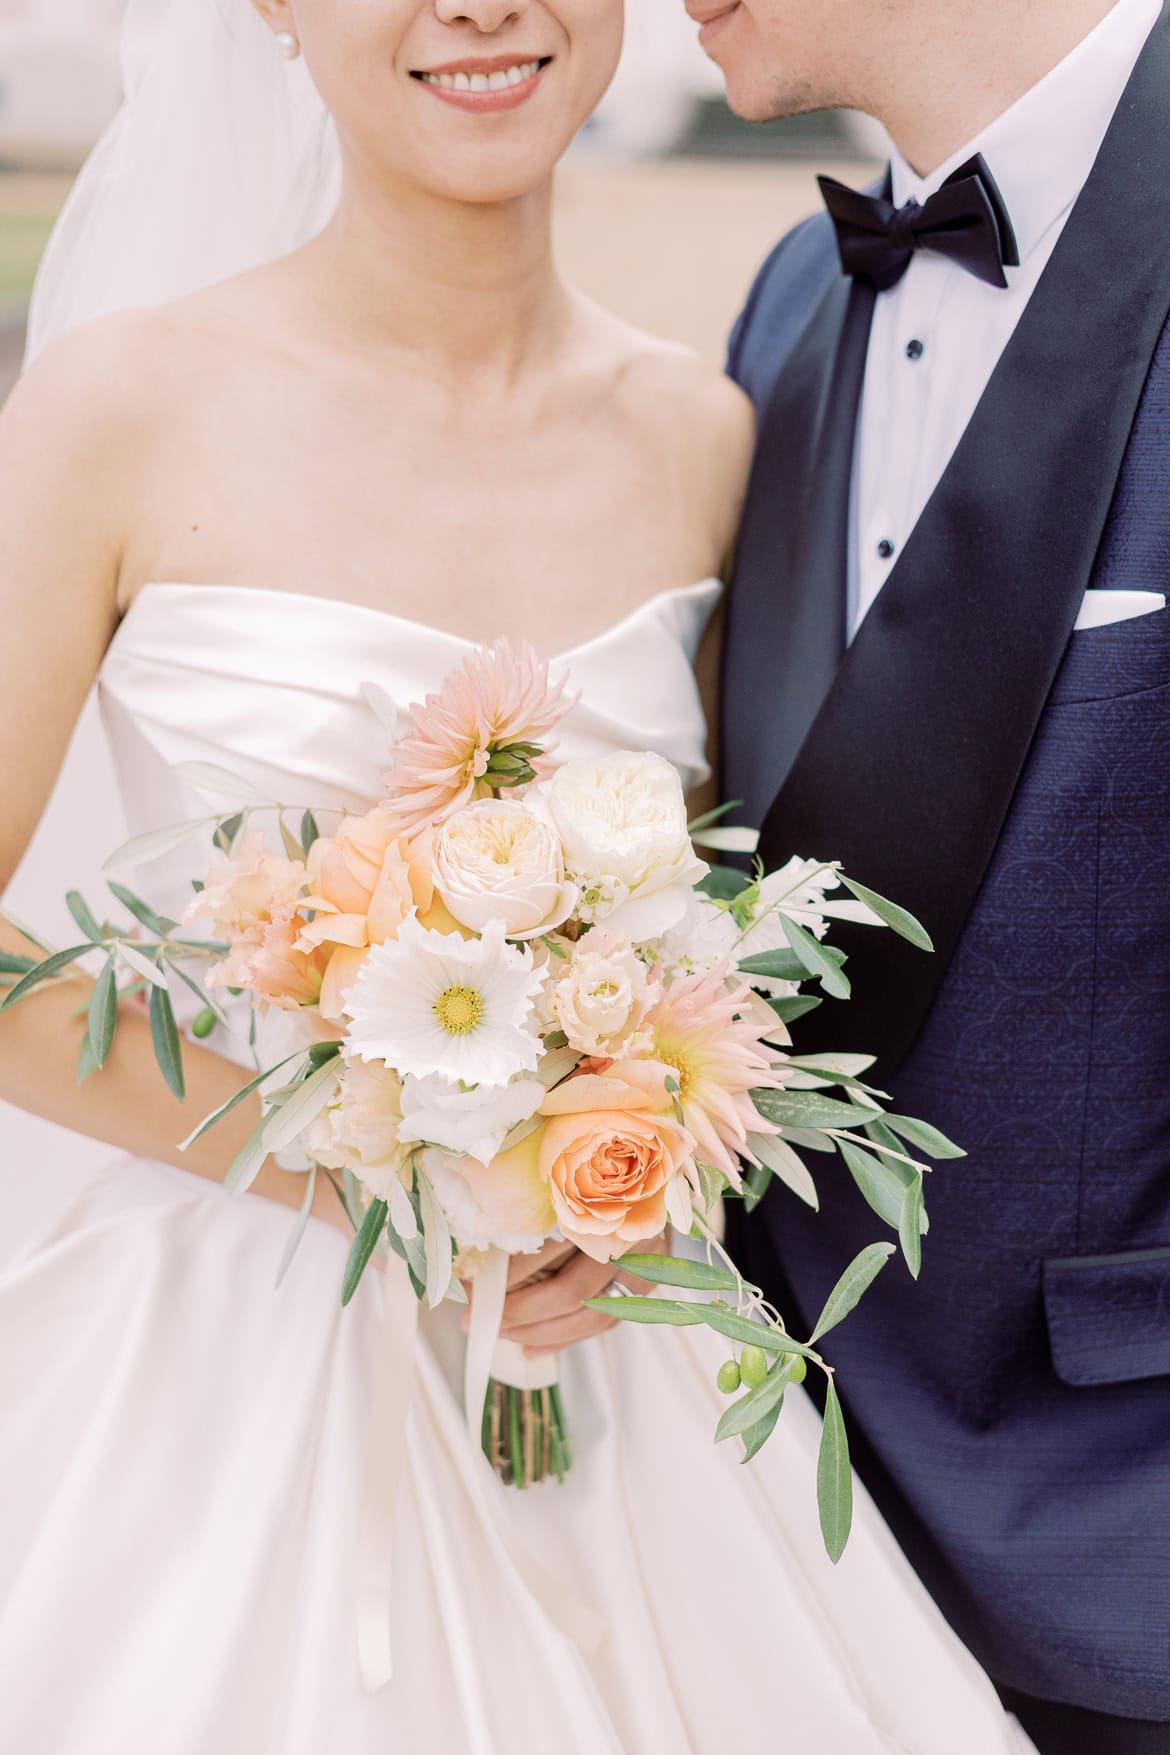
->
[0,578,1033,1755]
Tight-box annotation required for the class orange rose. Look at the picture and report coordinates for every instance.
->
[538,1060,694,1262]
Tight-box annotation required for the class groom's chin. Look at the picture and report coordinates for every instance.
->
[695,8,821,125]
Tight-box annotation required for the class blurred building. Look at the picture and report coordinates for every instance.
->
[0,1,123,166]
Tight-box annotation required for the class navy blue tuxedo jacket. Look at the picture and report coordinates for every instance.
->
[722,9,1170,1721]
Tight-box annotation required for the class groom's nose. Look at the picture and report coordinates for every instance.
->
[434,0,531,31]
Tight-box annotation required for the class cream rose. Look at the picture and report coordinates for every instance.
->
[548,930,656,1057]
[303,1056,415,1203]
[544,752,707,941]
[433,799,577,940]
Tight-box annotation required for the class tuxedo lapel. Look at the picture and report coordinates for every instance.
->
[722,274,875,834]
[758,5,1170,1076]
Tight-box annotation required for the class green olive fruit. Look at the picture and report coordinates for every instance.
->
[787,1354,808,1386]
[740,1345,770,1388]
[191,1007,217,1039]
[716,1360,742,1396]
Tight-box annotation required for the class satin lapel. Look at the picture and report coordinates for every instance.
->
[759,5,1170,1077]
[722,273,876,834]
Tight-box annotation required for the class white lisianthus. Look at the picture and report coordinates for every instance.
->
[344,916,546,1087]
[303,1056,415,1204]
[548,930,656,1058]
[543,751,707,942]
[433,799,577,940]
[398,1071,545,1166]
[650,890,741,980]
[421,1133,556,1255]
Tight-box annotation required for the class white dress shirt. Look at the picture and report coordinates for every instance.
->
[849,0,1163,636]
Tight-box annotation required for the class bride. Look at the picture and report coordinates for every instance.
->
[0,1,1033,1750]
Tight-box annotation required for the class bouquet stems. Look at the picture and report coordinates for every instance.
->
[482,1379,571,1488]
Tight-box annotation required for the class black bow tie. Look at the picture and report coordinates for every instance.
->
[818,153,1020,293]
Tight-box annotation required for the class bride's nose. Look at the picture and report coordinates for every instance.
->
[434,0,531,31]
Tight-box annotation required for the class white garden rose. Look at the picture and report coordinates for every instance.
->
[433,799,577,940]
[543,752,707,941]
[549,931,656,1058]
[398,1070,545,1166]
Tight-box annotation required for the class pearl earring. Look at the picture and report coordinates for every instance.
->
[275,29,300,59]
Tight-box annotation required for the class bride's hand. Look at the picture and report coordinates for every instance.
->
[497,1231,671,1355]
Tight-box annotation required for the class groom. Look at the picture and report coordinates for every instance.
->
[709,0,1170,1749]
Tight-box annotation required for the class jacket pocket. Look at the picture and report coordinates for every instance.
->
[1043,1247,1170,1387]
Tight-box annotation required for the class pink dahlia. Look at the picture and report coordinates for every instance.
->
[383,640,576,836]
[643,965,785,1189]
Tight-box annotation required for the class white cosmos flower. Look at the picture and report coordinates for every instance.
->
[344,915,545,1088]
[398,1071,545,1165]
[543,751,708,942]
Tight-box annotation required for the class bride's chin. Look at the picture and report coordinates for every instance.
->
[403,140,569,207]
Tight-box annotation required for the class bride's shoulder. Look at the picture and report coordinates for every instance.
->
[9,298,217,453]
[582,302,755,482]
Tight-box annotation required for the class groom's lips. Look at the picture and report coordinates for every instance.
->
[687,1,742,48]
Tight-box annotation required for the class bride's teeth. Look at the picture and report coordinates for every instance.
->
[422,61,542,92]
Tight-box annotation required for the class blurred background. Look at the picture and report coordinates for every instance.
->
[0,0,883,397]
[0,3,881,1229]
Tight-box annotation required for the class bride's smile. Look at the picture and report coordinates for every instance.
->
[411,53,555,113]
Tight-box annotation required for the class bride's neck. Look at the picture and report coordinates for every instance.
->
[298,163,570,384]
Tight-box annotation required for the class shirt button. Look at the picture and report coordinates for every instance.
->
[905,338,925,361]
[877,538,896,560]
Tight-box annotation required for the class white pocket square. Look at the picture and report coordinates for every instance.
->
[1074,588,1166,631]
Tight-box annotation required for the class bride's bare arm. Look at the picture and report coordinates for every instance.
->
[0,325,345,1234]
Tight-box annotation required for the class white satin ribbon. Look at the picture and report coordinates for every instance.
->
[464,1248,605,1656]
[490,1337,561,1392]
[355,1257,418,1692]
[357,1247,604,1694]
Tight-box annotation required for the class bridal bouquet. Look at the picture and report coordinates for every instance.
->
[0,641,961,1560]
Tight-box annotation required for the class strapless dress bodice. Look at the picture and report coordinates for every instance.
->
[97,578,720,915]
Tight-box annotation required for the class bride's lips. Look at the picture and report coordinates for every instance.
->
[686,1,742,49]
[411,53,553,114]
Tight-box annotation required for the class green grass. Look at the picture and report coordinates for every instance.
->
[0,211,56,300]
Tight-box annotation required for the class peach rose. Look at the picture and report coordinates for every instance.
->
[295,808,436,1020]
[537,1059,695,1262]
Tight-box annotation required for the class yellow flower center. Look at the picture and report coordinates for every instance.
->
[659,1052,694,1102]
[434,984,485,1036]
